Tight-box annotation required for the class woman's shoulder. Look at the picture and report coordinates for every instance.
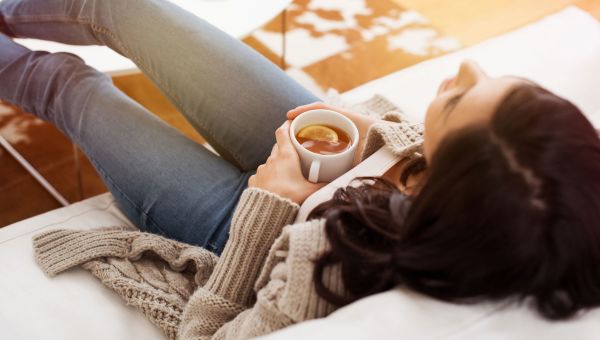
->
[253,218,339,321]
[281,218,331,264]
[283,218,328,249]
[256,219,329,285]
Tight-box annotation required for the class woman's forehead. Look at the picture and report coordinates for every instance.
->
[451,77,525,125]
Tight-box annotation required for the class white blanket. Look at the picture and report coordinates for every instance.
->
[259,289,600,340]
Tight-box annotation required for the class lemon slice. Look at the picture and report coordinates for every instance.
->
[297,125,338,142]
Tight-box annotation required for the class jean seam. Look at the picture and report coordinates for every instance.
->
[84,150,170,236]
[207,171,252,253]
[4,15,80,23]
[50,103,170,236]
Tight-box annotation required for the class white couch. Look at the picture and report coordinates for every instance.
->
[1,7,599,340]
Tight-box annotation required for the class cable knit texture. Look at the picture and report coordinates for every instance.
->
[32,95,423,339]
[323,91,424,161]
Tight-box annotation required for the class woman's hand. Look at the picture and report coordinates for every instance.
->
[248,121,325,205]
[287,102,380,165]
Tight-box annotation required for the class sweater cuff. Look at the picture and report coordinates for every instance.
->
[32,227,135,277]
[205,187,299,306]
[359,120,424,161]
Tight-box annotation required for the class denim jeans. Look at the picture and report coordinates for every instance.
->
[0,0,319,254]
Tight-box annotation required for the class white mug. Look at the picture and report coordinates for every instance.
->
[290,109,359,183]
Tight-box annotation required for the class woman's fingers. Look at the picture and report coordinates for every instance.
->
[264,144,278,165]
[275,121,294,154]
[248,120,328,204]
[286,102,330,120]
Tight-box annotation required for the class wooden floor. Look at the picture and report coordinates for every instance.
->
[0,0,598,226]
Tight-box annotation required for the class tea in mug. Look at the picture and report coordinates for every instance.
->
[296,124,351,155]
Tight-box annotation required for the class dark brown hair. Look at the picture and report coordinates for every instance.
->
[310,85,600,320]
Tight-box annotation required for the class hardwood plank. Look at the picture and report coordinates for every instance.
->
[0,105,81,203]
[0,154,62,227]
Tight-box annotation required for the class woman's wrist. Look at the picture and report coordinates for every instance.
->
[249,181,322,205]
[281,181,325,205]
[360,115,382,131]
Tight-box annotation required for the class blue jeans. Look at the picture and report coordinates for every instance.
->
[0,0,319,254]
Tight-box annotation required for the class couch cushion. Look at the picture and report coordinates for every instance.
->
[0,194,164,340]
[259,288,600,340]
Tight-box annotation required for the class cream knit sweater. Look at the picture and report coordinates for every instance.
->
[32,95,424,340]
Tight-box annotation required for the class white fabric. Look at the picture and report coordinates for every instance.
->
[1,6,600,339]
[0,194,167,339]
[259,289,600,340]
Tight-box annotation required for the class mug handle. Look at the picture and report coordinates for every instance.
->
[308,159,321,183]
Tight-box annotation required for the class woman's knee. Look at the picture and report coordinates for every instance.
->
[12,50,110,119]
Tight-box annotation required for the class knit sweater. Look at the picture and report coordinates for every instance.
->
[32,95,424,340]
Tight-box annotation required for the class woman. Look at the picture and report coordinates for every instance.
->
[2,0,600,339]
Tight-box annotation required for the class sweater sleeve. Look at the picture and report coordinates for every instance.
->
[32,227,220,339]
[179,187,300,339]
[180,219,339,340]
[358,110,424,162]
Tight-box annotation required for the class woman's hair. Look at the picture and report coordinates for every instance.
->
[310,84,600,320]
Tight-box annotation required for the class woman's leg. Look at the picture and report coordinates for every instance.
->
[0,35,249,254]
[0,0,320,171]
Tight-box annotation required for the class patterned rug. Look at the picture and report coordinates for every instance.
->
[249,0,461,95]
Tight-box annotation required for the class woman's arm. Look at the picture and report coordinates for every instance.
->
[180,217,333,340]
[179,187,300,339]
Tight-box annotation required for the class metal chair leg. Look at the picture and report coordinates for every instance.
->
[0,134,69,206]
